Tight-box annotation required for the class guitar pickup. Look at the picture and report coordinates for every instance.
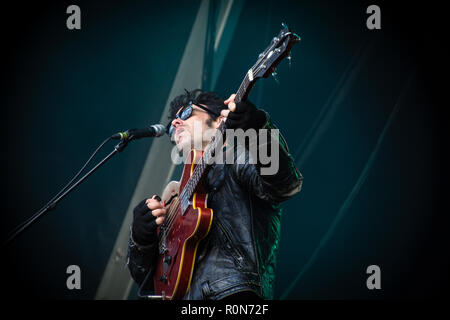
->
[163,255,172,273]
[158,275,168,284]
[163,255,172,265]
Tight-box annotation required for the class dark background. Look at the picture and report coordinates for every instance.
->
[0,0,448,300]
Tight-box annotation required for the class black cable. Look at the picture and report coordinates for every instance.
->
[4,136,113,245]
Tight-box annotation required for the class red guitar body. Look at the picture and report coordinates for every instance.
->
[153,149,213,300]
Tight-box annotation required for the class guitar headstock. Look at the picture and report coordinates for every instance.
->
[249,23,301,81]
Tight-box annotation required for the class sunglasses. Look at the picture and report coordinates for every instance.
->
[167,100,220,137]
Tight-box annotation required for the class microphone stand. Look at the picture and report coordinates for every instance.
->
[4,138,131,247]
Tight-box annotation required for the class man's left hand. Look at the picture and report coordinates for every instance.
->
[221,94,267,130]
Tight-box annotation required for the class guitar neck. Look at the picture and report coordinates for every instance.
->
[235,72,256,103]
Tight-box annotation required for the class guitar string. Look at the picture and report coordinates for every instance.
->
[159,56,278,244]
[162,106,231,235]
[161,112,237,236]
[161,82,236,233]
[160,121,220,237]
[161,35,290,236]
[159,98,227,234]
[162,146,210,235]
[157,57,277,243]
[162,146,215,238]
[161,157,203,236]
[159,63,263,241]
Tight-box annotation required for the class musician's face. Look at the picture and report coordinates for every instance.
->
[171,104,221,153]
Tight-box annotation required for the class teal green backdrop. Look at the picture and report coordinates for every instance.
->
[1,0,447,299]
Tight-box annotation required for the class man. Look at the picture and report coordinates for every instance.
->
[127,89,302,300]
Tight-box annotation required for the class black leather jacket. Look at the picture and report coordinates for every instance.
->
[127,115,303,300]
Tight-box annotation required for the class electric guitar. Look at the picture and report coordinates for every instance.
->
[153,23,301,300]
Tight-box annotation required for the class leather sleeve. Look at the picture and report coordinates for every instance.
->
[230,112,303,204]
[126,232,158,294]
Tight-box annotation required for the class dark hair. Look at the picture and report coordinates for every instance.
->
[167,89,227,125]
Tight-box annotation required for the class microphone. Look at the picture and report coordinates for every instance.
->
[111,124,166,140]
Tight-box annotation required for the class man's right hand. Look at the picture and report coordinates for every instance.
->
[131,195,167,246]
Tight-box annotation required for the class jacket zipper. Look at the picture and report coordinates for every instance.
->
[215,219,245,265]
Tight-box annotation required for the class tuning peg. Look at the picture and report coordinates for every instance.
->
[282,22,289,29]
[271,70,279,84]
